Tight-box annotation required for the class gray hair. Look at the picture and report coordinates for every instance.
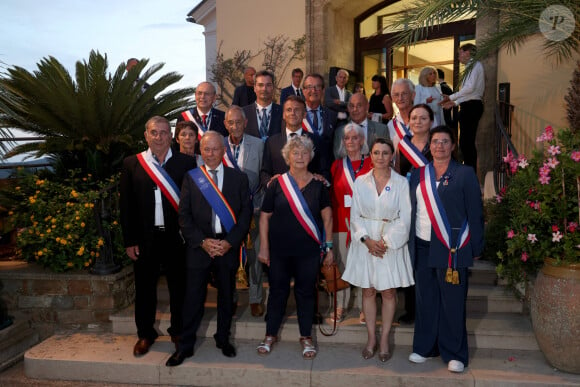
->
[336,123,369,158]
[392,78,415,93]
[225,105,246,120]
[281,135,315,165]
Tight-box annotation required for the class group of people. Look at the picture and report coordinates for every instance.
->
[120,43,484,373]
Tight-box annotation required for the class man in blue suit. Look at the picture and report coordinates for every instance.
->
[243,70,283,142]
[279,68,304,106]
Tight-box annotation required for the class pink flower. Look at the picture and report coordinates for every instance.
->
[503,151,514,163]
[496,194,502,203]
[507,230,515,239]
[552,225,559,232]
[552,231,563,242]
[568,222,578,232]
[509,160,518,174]
[547,145,561,156]
[539,174,551,185]
[544,126,554,140]
[521,252,529,262]
[546,157,559,169]
[571,151,580,162]
[518,158,529,169]
[539,165,551,176]
[527,234,538,243]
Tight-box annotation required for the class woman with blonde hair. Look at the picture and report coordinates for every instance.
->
[414,66,444,126]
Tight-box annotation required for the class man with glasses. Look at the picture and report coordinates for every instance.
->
[333,92,389,159]
[120,116,196,358]
[177,81,228,138]
[243,70,283,141]
[388,78,416,160]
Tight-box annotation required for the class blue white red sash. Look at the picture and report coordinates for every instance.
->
[301,118,316,135]
[181,109,206,141]
[222,137,241,172]
[189,166,237,232]
[341,157,356,192]
[392,118,411,142]
[399,135,429,168]
[136,151,180,212]
[419,164,470,269]
[277,173,322,246]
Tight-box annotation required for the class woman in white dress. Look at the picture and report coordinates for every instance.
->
[414,66,444,126]
[342,137,414,362]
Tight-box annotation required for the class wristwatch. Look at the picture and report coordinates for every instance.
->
[360,235,369,243]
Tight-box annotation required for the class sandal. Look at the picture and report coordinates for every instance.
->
[256,335,276,356]
[330,308,345,323]
[362,344,377,360]
[300,336,317,360]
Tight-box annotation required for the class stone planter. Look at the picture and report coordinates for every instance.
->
[530,258,580,374]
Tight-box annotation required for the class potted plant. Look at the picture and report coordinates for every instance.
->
[494,65,580,374]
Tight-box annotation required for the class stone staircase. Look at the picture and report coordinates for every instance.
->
[11,260,580,386]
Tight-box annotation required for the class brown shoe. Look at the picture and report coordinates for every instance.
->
[250,303,264,317]
[133,338,154,357]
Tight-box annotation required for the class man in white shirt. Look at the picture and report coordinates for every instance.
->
[324,69,352,126]
[243,70,283,141]
[441,43,485,173]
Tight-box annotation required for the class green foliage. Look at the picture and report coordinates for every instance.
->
[494,125,580,290]
[0,50,194,180]
[2,170,127,272]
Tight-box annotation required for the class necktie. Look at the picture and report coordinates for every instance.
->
[202,114,208,131]
[259,108,269,139]
[289,132,298,139]
[296,88,301,97]
[209,169,219,232]
[311,109,319,134]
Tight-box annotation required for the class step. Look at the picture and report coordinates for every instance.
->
[21,332,580,387]
[0,313,40,371]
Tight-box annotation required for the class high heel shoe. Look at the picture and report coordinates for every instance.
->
[378,351,392,362]
[362,345,377,359]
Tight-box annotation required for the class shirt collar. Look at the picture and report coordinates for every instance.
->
[146,147,173,165]
[286,128,303,137]
[256,102,272,111]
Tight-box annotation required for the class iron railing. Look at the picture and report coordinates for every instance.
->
[493,102,518,193]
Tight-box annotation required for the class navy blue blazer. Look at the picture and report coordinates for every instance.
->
[306,106,336,181]
[232,84,256,107]
[280,85,303,106]
[177,108,228,137]
[409,160,484,269]
[243,102,283,140]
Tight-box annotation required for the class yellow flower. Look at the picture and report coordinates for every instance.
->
[29,196,36,204]
[35,179,44,186]
[46,229,51,234]
[51,225,56,229]
[95,252,100,257]
[15,186,20,191]
[64,224,70,230]
[51,218,57,224]
[77,246,85,256]
[75,216,80,221]
[84,261,89,267]
[39,233,44,237]
[37,250,43,256]
[60,239,67,245]
[56,237,61,242]
[80,222,85,228]
[112,220,118,225]
[70,190,79,198]
[67,262,73,267]
[97,238,104,247]
[8,211,13,216]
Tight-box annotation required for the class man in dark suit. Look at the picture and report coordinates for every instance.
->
[437,68,457,133]
[167,131,252,366]
[260,95,326,189]
[279,68,304,106]
[232,67,257,107]
[324,69,351,126]
[120,116,196,357]
[243,70,283,141]
[177,81,228,138]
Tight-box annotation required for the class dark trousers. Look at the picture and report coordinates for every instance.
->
[458,100,483,173]
[133,230,185,340]
[179,252,236,352]
[266,252,320,337]
[413,239,469,366]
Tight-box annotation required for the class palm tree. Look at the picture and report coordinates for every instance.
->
[0,50,194,179]
[389,0,579,70]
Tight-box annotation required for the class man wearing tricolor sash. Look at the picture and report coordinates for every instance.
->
[120,116,196,358]
[167,131,251,366]
[177,81,228,141]
[387,78,416,167]
[408,126,483,373]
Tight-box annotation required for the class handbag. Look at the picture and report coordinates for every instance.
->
[319,263,350,293]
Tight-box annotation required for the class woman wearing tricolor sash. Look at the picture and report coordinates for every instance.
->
[408,125,484,373]
[256,136,333,360]
[342,138,414,363]
[330,123,372,323]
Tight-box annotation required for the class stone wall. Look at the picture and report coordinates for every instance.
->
[0,263,134,328]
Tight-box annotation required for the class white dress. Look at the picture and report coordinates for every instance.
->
[414,84,444,127]
[342,169,415,291]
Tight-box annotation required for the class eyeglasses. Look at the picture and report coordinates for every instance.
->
[391,92,410,99]
[431,139,451,146]
[226,120,245,126]
[304,85,323,91]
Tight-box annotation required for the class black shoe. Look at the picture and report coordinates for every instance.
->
[165,350,193,367]
[398,313,415,325]
[214,335,236,358]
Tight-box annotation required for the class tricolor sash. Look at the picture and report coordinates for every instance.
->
[419,164,471,273]
[301,118,316,135]
[222,137,242,172]
[392,118,411,142]
[399,135,429,168]
[189,166,237,232]
[136,151,180,211]
[277,173,322,246]
[181,109,206,141]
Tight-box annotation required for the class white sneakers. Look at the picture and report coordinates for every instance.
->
[448,360,465,373]
[409,353,465,373]
[408,352,428,363]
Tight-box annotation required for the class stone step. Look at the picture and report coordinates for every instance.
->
[21,333,580,387]
[0,313,40,371]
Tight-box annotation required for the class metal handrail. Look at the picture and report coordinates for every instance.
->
[493,102,517,193]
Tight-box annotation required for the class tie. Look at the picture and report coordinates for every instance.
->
[310,109,319,134]
[202,114,208,130]
[289,132,298,140]
[296,88,301,97]
[209,169,219,232]
[259,108,269,139]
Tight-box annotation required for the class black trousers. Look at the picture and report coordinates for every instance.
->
[458,100,483,173]
[179,251,237,352]
[266,251,319,337]
[133,230,185,340]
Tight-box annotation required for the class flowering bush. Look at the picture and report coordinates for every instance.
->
[3,170,125,272]
[495,125,580,289]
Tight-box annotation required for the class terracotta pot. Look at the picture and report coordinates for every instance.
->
[530,258,580,374]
